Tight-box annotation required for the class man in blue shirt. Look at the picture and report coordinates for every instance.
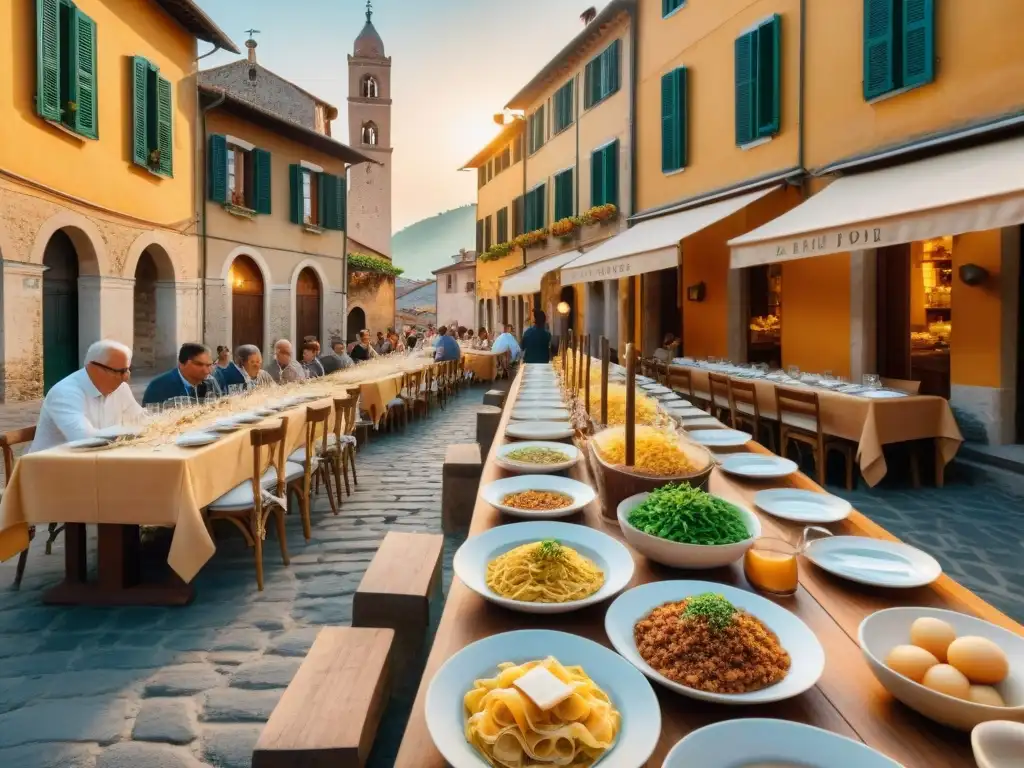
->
[434,326,462,362]
[521,310,552,364]
[143,343,222,405]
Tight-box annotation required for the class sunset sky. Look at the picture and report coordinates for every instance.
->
[196,0,597,232]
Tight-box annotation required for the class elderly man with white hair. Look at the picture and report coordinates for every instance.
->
[29,339,144,453]
[263,339,306,384]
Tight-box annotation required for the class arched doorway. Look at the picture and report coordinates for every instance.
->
[42,231,79,392]
[230,255,264,352]
[296,267,321,344]
[133,246,177,372]
[486,298,494,332]
[347,307,366,344]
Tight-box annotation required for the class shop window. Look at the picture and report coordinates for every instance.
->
[734,15,781,146]
[909,237,951,397]
[747,265,782,368]
[864,0,936,101]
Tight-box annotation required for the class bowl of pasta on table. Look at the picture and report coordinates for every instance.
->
[425,629,661,768]
[454,521,636,614]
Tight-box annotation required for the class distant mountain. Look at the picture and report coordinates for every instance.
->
[391,204,476,279]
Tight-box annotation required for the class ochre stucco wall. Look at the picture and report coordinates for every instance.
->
[779,253,852,378]
[950,229,1004,390]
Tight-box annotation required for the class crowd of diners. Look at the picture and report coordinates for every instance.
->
[28,312,557,455]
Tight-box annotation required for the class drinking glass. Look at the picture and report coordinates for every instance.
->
[787,365,800,379]
[228,384,243,396]
[744,527,832,596]
[862,373,881,389]
[171,396,190,410]
[145,403,162,417]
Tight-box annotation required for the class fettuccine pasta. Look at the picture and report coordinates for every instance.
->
[486,540,604,603]
[465,657,620,767]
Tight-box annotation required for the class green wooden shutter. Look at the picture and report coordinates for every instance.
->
[207,133,227,203]
[902,0,934,88]
[677,68,689,168]
[603,141,619,208]
[863,0,896,99]
[554,170,572,221]
[476,219,484,252]
[756,15,781,138]
[583,60,594,109]
[155,75,172,175]
[36,0,61,121]
[70,9,97,138]
[131,57,148,166]
[316,173,328,227]
[288,164,303,224]
[338,174,347,230]
[537,183,547,228]
[321,173,343,230]
[252,148,272,214]
[607,40,621,96]
[591,147,604,207]
[513,195,525,236]
[497,207,508,242]
[661,70,679,172]
[734,31,756,145]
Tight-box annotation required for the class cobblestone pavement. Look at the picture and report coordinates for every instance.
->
[0,385,480,768]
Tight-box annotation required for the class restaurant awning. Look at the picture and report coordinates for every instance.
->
[560,186,782,285]
[498,250,583,296]
[729,136,1024,269]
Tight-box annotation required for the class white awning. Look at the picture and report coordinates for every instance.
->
[561,186,781,285]
[498,250,583,296]
[729,136,1024,269]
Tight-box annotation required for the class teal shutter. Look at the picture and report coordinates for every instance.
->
[155,75,172,176]
[131,57,148,166]
[606,40,621,96]
[513,195,525,236]
[70,9,97,138]
[603,142,619,208]
[661,70,679,172]
[901,0,934,88]
[756,15,781,138]
[734,31,756,145]
[316,173,327,227]
[677,68,689,168]
[554,170,573,221]
[476,220,484,252]
[537,184,547,227]
[35,0,61,121]
[339,174,347,230]
[252,148,272,214]
[497,207,508,242]
[590,147,604,207]
[207,134,227,203]
[584,60,595,109]
[288,164,303,224]
[863,0,895,99]
[663,0,684,16]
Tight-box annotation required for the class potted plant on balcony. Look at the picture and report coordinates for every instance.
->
[581,203,618,226]
[512,227,549,250]
[551,216,583,243]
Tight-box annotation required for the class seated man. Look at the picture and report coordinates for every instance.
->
[219,344,275,390]
[143,343,223,406]
[350,329,380,362]
[319,337,344,375]
[491,323,521,363]
[521,310,552,364]
[30,340,144,453]
[264,339,306,383]
[434,325,462,362]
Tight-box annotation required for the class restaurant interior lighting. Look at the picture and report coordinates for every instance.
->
[556,301,571,315]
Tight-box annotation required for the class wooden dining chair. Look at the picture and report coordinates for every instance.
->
[774,386,856,489]
[728,378,774,451]
[668,365,695,400]
[640,357,658,380]
[331,395,359,496]
[880,377,922,394]
[2,426,63,589]
[288,404,337,539]
[655,360,670,386]
[204,417,300,590]
[708,373,732,420]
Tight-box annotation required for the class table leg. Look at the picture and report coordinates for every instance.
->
[64,523,87,584]
[935,438,945,488]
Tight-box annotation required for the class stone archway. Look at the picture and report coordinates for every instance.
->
[347,306,366,344]
[230,255,266,352]
[132,244,177,372]
[42,230,80,392]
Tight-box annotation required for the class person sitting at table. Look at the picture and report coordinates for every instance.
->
[143,342,223,406]
[264,339,306,383]
[301,341,325,378]
[215,345,231,372]
[319,337,343,375]
[29,340,144,453]
[654,333,681,362]
[491,323,521,363]
[351,329,380,362]
[473,328,490,349]
[521,310,552,364]
[222,344,275,390]
[387,329,405,353]
[435,325,462,362]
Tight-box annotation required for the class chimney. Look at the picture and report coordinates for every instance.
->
[246,38,257,64]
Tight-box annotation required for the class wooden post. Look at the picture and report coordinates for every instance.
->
[600,336,609,425]
[564,329,572,378]
[584,335,591,414]
[576,335,584,394]
[624,342,636,467]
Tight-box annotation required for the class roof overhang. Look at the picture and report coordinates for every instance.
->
[153,0,239,53]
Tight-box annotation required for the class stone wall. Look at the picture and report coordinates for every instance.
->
[348,273,395,335]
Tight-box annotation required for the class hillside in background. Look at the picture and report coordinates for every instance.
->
[391,204,476,279]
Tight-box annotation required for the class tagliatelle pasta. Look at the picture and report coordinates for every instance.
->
[464,657,620,767]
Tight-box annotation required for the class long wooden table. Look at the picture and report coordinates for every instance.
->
[395,368,1022,767]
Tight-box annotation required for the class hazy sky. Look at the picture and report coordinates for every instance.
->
[196,0,599,232]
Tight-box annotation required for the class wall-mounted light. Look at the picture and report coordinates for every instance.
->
[686,282,706,302]
[556,301,571,315]
[958,263,989,286]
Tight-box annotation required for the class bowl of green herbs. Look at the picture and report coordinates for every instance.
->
[617,484,761,569]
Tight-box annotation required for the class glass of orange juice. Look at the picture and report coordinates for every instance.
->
[744,527,832,596]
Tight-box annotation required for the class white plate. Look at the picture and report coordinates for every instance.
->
[512,400,566,410]
[211,419,243,432]
[480,474,595,519]
[515,393,564,403]
[644,385,673,396]
[804,536,941,588]
[95,425,142,440]
[175,431,219,448]
[494,441,580,474]
[860,389,909,399]
[663,405,703,417]
[605,580,825,705]
[719,453,799,479]
[253,408,277,417]
[754,488,852,523]
[426,629,660,768]
[511,407,571,421]
[453,522,635,614]
[652,392,682,401]
[687,428,751,447]
[505,421,574,440]
[663,719,904,767]
[66,437,113,450]
[635,375,655,384]
[678,417,725,430]
[232,412,264,424]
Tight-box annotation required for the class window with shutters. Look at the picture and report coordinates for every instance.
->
[36,0,98,139]
[477,166,486,189]
[662,0,685,17]
[553,80,575,135]
[446,274,455,293]
[484,215,493,251]
[226,145,250,208]
[734,15,781,147]
[302,170,316,225]
[528,107,546,155]
[661,67,688,173]
[524,184,547,232]
[496,207,509,243]
[288,165,346,231]
[583,39,621,110]
[130,57,173,176]
[863,0,935,101]
[590,141,619,208]
[208,135,271,215]
[513,135,523,164]
[476,219,484,253]
[553,168,574,221]
[513,195,525,237]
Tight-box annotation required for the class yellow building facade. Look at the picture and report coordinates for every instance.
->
[0,0,236,400]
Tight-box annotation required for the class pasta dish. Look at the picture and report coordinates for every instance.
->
[486,540,604,603]
[464,657,620,767]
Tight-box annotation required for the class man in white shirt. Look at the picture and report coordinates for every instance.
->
[491,323,522,363]
[30,339,144,453]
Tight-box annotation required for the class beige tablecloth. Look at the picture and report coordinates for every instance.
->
[677,365,963,486]
[359,373,404,426]
[463,350,498,382]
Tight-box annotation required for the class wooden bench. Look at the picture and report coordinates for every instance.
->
[483,389,506,408]
[252,626,393,768]
[441,443,483,533]
[475,405,502,460]
[353,532,443,678]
